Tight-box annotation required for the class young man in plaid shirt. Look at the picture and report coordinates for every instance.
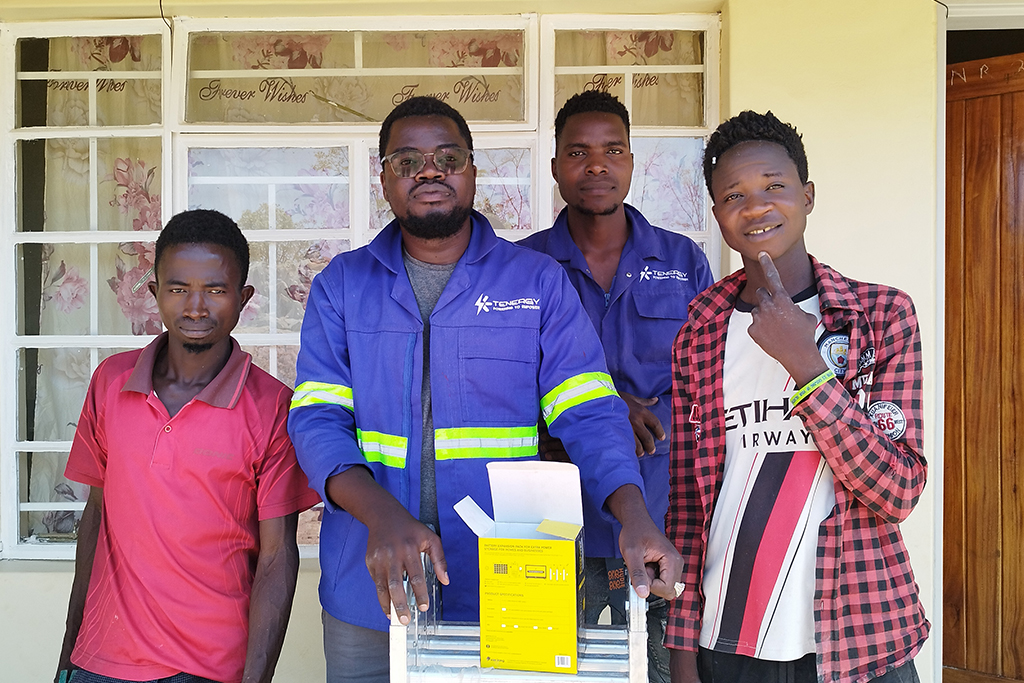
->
[666,111,929,683]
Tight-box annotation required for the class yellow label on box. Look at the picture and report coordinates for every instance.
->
[478,536,582,674]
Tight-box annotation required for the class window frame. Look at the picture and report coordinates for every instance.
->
[1,18,172,559]
[0,12,719,560]
[540,14,721,268]
[170,15,541,135]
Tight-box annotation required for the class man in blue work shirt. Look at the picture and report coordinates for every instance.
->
[520,91,713,683]
[287,96,685,683]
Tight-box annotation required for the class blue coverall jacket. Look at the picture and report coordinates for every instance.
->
[288,212,644,631]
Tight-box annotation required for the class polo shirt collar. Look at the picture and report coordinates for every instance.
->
[122,333,252,409]
[547,203,664,264]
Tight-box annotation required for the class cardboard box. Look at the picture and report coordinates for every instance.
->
[454,461,585,674]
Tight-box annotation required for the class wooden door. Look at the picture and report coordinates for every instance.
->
[945,52,1024,683]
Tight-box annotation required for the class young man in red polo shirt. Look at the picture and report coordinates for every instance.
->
[55,209,320,683]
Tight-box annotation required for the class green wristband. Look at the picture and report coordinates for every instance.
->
[790,369,836,407]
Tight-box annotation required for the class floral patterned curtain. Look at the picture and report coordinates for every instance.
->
[26,35,163,539]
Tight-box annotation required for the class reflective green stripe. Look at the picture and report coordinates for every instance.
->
[357,429,407,468]
[541,372,618,425]
[290,381,354,411]
[434,426,538,461]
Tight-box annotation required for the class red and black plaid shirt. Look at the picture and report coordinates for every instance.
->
[666,256,930,683]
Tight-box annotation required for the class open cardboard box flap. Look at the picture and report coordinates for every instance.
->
[455,461,583,540]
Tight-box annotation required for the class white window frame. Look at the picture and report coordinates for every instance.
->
[0,12,720,560]
[0,18,172,559]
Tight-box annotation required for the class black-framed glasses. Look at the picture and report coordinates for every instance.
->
[383,146,474,178]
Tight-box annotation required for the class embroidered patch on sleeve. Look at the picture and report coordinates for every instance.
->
[867,401,907,440]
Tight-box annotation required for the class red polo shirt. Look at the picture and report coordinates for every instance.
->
[65,334,320,683]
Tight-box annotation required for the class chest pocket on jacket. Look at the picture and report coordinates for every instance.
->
[458,326,539,423]
[632,290,689,364]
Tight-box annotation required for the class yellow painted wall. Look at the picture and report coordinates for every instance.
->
[0,1,944,681]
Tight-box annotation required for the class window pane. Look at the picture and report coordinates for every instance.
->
[189,32,355,70]
[99,139,164,232]
[19,139,89,231]
[554,30,705,127]
[361,30,522,68]
[19,348,86,441]
[189,147,350,231]
[19,452,85,544]
[631,73,703,127]
[17,137,162,232]
[275,240,349,333]
[630,137,707,233]
[96,78,162,126]
[555,30,703,67]
[186,30,525,123]
[98,242,160,335]
[474,148,532,231]
[17,36,163,129]
[235,240,348,335]
[20,244,92,336]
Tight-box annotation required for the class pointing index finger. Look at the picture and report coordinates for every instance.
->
[757,251,789,298]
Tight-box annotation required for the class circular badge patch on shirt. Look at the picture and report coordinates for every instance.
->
[817,333,850,378]
[867,401,907,441]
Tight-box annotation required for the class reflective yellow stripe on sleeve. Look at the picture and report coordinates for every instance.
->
[540,372,618,426]
[290,381,354,412]
[434,426,538,461]
[357,429,408,469]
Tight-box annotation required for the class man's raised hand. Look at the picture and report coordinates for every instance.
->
[747,252,827,387]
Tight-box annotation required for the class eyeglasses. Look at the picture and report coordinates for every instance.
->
[383,146,474,178]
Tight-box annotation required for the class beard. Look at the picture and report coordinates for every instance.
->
[400,184,473,240]
[183,342,215,354]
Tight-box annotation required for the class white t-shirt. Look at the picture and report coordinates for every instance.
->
[699,289,839,661]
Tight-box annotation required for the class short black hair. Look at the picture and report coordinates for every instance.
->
[378,96,474,159]
[154,209,249,287]
[703,110,809,200]
[554,90,630,146]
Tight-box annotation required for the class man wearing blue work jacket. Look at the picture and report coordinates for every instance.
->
[520,91,713,683]
[287,95,685,683]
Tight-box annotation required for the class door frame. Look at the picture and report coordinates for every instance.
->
[939,3,1024,681]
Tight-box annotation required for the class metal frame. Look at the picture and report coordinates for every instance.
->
[390,578,648,683]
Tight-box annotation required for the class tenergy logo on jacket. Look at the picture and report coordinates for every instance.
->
[474,293,541,314]
[639,266,689,282]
